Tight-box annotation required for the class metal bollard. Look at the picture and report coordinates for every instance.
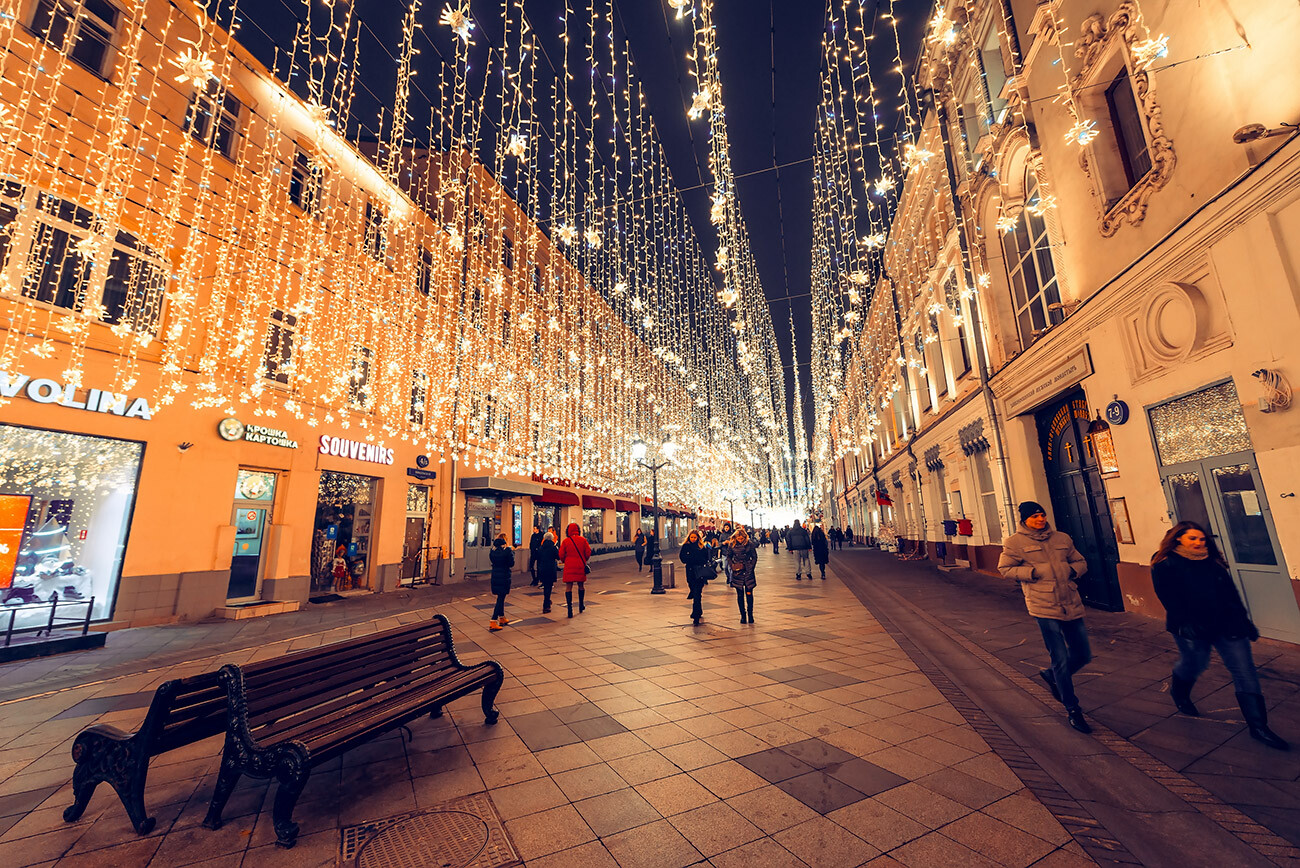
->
[666,563,676,589]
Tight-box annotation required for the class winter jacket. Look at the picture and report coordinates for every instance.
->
[723,537,758,590]
[1152,553,1257,641]
[528,531,543,553]
[489,541,515,595]
[811,527,829,565]
[680,539,712,585]
[786,524,811,551]
[998,522,1088,620]
[634,533,646,559]
[535,536,560,585]
[558,523,592,584]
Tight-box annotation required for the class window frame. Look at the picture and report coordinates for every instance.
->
[263,308,297,386]
[1001,170,1063,349]
[348,345,373,409]
[184,80,243,161]
[27,0,121,79]
[1105,68,1153,191]
[288,147,322,215]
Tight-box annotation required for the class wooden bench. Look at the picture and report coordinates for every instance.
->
[201,614,504,847]
[64,671,228,834]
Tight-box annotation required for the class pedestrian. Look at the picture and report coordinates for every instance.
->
[999,501,1093,733]
[786,519,812,580]
[633,528,646,572]
[559,521,592,618]
[811,524,830,580]
[528,524,543,585]
[829,526,842,551]
[1151,522,1288,749]
[536,527,560,614]
[644,528,659,569]
[488,534,514,631]
[723,527,758,624]
[771,527,780,555]
[844,525,854,547]
[680,529,711,625]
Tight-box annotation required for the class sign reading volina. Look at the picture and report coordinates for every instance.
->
[1,371,154,419]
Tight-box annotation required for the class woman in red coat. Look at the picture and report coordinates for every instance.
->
[558,522,592,618]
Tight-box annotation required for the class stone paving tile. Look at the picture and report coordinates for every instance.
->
[939,810,1058,867]
[574,787,662,837]
[772,815,878,868]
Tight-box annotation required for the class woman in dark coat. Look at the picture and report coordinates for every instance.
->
[722,527,759,624]
[558,522,592,618]
[488,534,514,631]
[535,528,560,614]
[811,524,830,580]
[680,529,711,625]
[1151,522,1287,749]
[633,528,646,572]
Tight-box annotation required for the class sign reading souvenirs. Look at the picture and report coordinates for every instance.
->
[1,371,153,419]
[218,417,298,449]
[318,435,395,466]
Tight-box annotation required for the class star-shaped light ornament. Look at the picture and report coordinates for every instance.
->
[1065,118,1100,146]
[688,89,712,120]
[174,44,216,88]
[861,233,886,250]
[613,281,628,295]
[848,271,870,285]
[73,235,108,262]
[996,212,1018,234]
[715,246,730,269]
[555,224,578,245]
[440,4,474,44]
[1131,35,1169,70]
[1026,194,1057,217]
[903,143,934,169]
[710,194,727,225]
[446,225,464,251]
[506,133,528,161]
[584,226,602,249]
[873,175,895,195]
[667,0,691,19]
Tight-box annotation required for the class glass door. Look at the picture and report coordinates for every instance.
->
[228,470,276,602]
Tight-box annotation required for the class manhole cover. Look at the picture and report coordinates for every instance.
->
[358,810,487,868]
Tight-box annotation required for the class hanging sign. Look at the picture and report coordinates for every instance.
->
[1,370,153,419]
[318,435,395,466]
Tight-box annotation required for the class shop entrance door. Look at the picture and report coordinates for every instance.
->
[1034,391,1123,611]
[228,504,268,601]
[464,496,498,573]
[403,517,425,579]
[1150,382,1299,642]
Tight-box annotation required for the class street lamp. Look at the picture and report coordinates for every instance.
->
[631,434,676,594]
[719,490,738,527]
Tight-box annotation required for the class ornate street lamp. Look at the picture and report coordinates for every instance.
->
[631,434,676,594]
[719,490,739,526]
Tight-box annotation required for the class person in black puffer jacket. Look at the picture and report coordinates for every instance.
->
[1151,521,1287,750]
[680,529,712,626]
[535,528,560,614]
[488,534,514,632]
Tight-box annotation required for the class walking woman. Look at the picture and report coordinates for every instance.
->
[1152,522,1288,749]
[811,524,830,580]
[536,527,560,614]
[723,527,758,624]
[634,528,646,572]
[680,529,711,625]
[488,534,514,631]
[559,522,592,618]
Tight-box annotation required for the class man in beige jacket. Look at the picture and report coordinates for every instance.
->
[999,501,1094,733]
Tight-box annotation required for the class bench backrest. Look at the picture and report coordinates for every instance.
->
[144,670,227,755]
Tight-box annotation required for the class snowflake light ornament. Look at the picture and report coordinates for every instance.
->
[73,235,107,262]
[873,175,895,195]
[688,89,712,120]
[903,143,934,168]
[996,213,1018,234]
[445,225,464,251]
[173,42,216,87]
[506,133,528,161]
[584,226,602,249]
[848,271,870,285]
[715,246,730,269]
[613,281,628,295]
[440,4,474,44]
[1065,118,1099,146]
[1026,195,1057,217]
[555,224,578,245]
[709,194,726,225]
[861,233,886,250]
[1131,34,1169,70]
[667,0,691,19]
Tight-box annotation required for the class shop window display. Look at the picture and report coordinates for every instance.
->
[311,470,377,592]
[582,508,603,545]
[0,424,142,626]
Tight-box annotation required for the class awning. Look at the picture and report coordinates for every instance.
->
[664,509,681,518]
[615,499,640,513]
[582,495,615,510]
[534,487,580,506]
[459,476,543,497]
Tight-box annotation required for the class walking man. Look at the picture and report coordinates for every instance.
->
[999,501,1094,733]
[528,524,543,586]
[786,519,812,581]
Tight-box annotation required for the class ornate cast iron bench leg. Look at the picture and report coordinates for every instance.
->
[271,747,310,848]
[201,754,242,831]
[481,670,504,725]
[64,727,155,834]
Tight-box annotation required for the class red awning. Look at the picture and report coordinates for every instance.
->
[534,488,580,506]
[664,509,681,518]
[583,495,615,510]
[615,499,640,513]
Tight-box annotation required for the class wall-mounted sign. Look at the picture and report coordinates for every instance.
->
[2,371,153,419]
[219,417,298,449]
[415,454,430,469]
[1105,399,1130,425]
[407,467,437,481]
[318,435,395,466]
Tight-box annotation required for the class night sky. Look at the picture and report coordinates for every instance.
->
[229,0,929,452]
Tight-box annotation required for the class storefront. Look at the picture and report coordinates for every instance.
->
[533,487,579,535]
[227,469,279,602]
[0,424,144,627]
[458,477,542,575]
[581,495,613,546]
[615,499,639,541]
[403,483,433,582]
[311,470,379,593]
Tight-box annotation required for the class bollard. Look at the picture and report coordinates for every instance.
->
[666,563,676,589]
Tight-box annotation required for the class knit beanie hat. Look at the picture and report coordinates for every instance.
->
[1018,501,1047,523]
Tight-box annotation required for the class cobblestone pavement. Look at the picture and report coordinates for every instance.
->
[0,547,1293,867]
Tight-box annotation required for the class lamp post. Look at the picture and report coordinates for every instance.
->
[720,491,738,527]
[632,435,676,595]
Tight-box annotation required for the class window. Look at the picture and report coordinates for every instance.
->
[9,187,166,336]
[913,333,931,412]
[28,0,119,78]
[184,81,242,160]
[1001,170,1062,348]
[471,209,486,246]
[410,369,427,425]
[1105,68,1152,189]
[470,284,483,329]
[955,320,972,377]
[972,449,1002,541]
[532,331,542,367]
[263,309,296,384]
[349,346,372,408]
[532,265,542,294]
[363,200,387,261]
[502,234,514,270]
[288,147,321,213]
[483,395,497,438]
[928,311,949,397]
[415,247,433,296]
[980,28,1008,122]
[501,309,511,344]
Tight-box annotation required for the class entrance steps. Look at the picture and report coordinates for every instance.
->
[216,599,301,620]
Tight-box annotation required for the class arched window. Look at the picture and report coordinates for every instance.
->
[1000,170,1062,347]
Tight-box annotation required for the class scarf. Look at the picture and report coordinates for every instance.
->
[1019,521,1053,542]
[1175,544,1209,561]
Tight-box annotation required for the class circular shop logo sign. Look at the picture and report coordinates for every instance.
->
[218,417,246,441]
[416,454,430,469]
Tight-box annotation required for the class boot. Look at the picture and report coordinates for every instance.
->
[498,614,510,625]
[737,592,748,624]
[1170,674,1200,716]
[1066,706,1092,734]
[489,619,503,632]
[1238,692,1290,750]
[746,593,754,624]
[578,587,586,613]
[566,590,574,618]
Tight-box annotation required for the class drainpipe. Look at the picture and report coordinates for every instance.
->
[446,161,475,585]
[932,90,1016,539]
[882,267,927,552]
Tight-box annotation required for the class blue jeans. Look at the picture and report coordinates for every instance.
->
[1173,635,1261,695]
[1036,617,1092,710]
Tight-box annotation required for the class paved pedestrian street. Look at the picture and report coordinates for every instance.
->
[1,548,1297,867]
